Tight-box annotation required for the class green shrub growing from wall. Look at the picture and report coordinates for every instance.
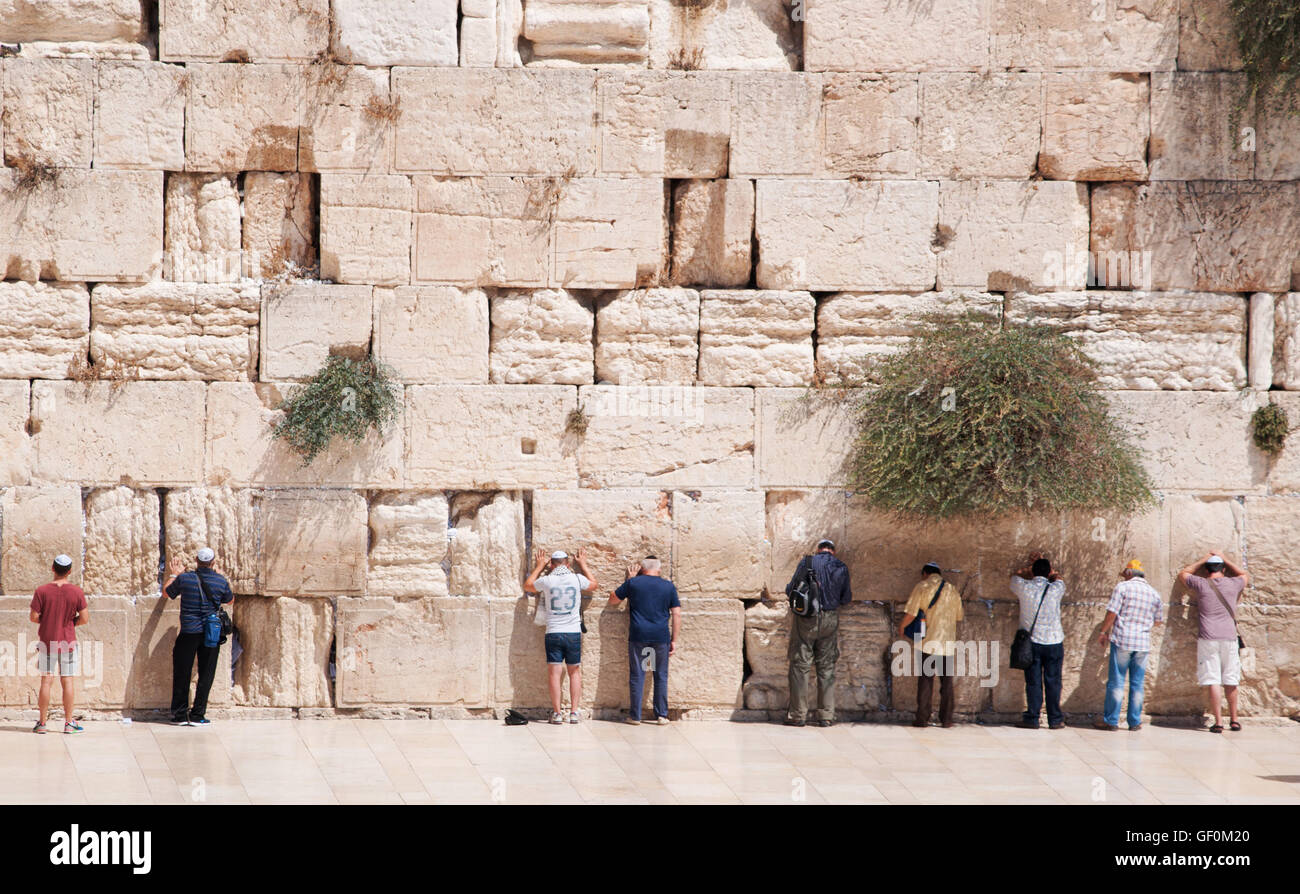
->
[1231,0,1300,106]
[1251,402,1291,454]
[847,316,1155,519]
[272,355,400,465]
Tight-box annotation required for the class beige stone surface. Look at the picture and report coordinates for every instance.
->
[448,492,526,597]
[128,595,231,710]
[1040,72,1149,181]
[670,179,753,288]
[232,597,333,708]
[337,596,492,706]
[206,382,406,488]
[593,288,700,385]
[260,283,373,381]
[937,180,1090,290]
[1091,182,1300,293]
[90,282,260,381]
[93,62,186,170]
[405,385,577,488]
[320,174,411,286]
[815,291,1002,384]
[822,74,919,178]
[0,595,132,709]
[498,0,525,67]
[764,489,847,596]
[731,73,821,176]
[184,64,305,171]
[553,178,666,288]
[367,491,449,599]
[83,487,159,596]
[373,286,490,384]
[0,281,89,379]
[164,487,259,594]
[242,172,316,279]
[697,290,814,387]
[755,180,938,291]
[299,64,394,173]
[672,490,763,598]
[5,40,151,60]
[531,488,674,593]
[1177,0,1244,71]
[1255,93,1300,182]
[1006,291,1247,391]
[1149,73,1253,181]
[332,0,458,65]
[394,69,597,175]
[577,385,754,488]
[1274,294,1300,390]
[1250,292,1274,390]
[1235,605,1300,716]
[598,71,736,177]
[1,58,93,168]
[1242,497,1300,607]
[0,0,144,43]
[163,173,241,283]
[919,72,1040,179]
[0,381,32,487]
[648,0,797,71]
[0,168,163,282]
[29,381,204,486]
[460,0,498,67]
[413,176,551,287]
[805,0,991,72]
[489,290,594,385]
[991,0,1178,71]
[667,596,744,708]
[755,387,859,489]
[1,485,82,594]
[261,490,367,597]
[525,0,650,65]
[159,0,328,62]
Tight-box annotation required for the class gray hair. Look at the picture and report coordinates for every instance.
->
[641,556,661,573]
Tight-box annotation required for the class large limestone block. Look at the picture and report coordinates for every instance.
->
[1006,291,1247,391]
[815,291,1002,385]
[755,180,938,291]
[1256,94,1300,181]
[670,179,753,288]
[299,64,394,173]
[83,487,159,596]
[261,490,367,596]
[1274,298,1300,389]
[413,176,551,286]
[1149,73,1253,180]
[260,283,373,381]
[667,596,744,708]
[648,0,797,71]
[593,288,700,385]
[320,174,412,286]
[337,596,492,706]
[1,58,93,168]
[164,487,259,594]
[29,381,204,486]
[599,71,670,175]
[1234,605,1300,716]
[755,387,859,489]
[1040,72,1149,181]
[524,0,650,65]
[460,0,498,66]
[672,490,763,598]
[232,597,333,708]
[1177,0,1242,71]
[1,486,82,594]
[128,595,231,710]
[1091,182,1300,293]
[991,0,1178,71]
[394,69,597,175]
[577,385,755,488]
[159,0,328,62]
[90,282,260,381]
[918,72,1040,179]
[332,0,458,65]
[1166,496,1244,597]
[822,74,919,178]
[697,290,814,387]
[598,71,735,177]
[0,0,144,43]
[764,489,847,596]
[805,0,991,72]
[0,381,32,487]
[448,491,526,597]
[405,385,577,488]
[242,172,316,279]
[367,491,449,599]
[206,382,406,488]
[491,595,607,710]
[498,0,525,67]
[731,72,821,176]
[1243,497,1300,607]
[553,178,666,288]
[489,290,594,385]
[163,173,241,282]
[937,180,1090,290]
[531,488,674,592]
[183,64,305,171]
[0,595,132,709]
[0,281,89,379]
[373,286,490,384]
[0,168,163,282]
[93,62,186,170]
[1250,292,1274,390]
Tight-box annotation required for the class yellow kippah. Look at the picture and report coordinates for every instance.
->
[1125,559,1143,572]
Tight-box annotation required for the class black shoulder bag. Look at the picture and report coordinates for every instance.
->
[1009,581,1049,670]
[789,555,822,618]
[903,580,946,640]
[195,571,232,646]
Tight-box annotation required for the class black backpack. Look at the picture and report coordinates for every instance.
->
[789,555,823,617]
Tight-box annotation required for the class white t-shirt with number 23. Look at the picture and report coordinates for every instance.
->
[537,568,591,635]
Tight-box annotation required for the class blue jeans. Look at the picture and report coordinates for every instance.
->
[1023,641,1064,727]
[1104,644,1148,728]
[628,641,670,721]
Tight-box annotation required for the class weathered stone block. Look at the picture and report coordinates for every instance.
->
[299,64,394,173]
[1235,605,1300,716]
[755,180,938,291]
[242,172,316,279]
[0,381,32,487]
[697,290,814,386]
[0,0,145,43]
[764,489,847,597]
[0,281,89,379]
[261,490,367,597]
[670,179,753,288]
[822,74,919,178]
[669,596,744,708]
[128,595,231,710]
[83,487,159,596]
[448,492,526,597]
[0,595,132,709]
[594,288,700,385]
[163,173,241,283]
[648,0,797,71]
[598,71,672,176]
[1149,73,1253,180]
[672,490,763,598]
[525,0,649,66]
[489,290,594,385]
[373,286,490,384]
[553,178,666,288]
[919,72,1040,179]
[320,174,411,286]
[1166,496,1244,592]
[731,73,821,176]
[1,485,82,594]
[93,62,186,170]
[1,58,93,168]
[805,0,991,72]
[1177,0,1242,71]
[664,72,733,177]
[232,597,333,708]
[1256,93,1300,182]
[184,64,305,171]
[1040,72,1149,181]
[260,283,373,382]
[491,595,603,709]
[531,488,673,593]
[159,0,328,62]
[1243,497,1300,607]
[460,0,498,67]
[164,487,259,594]
[1250,292,1274,390]
[1274,294,1300,390]
[755,387,858,488]
[367,491,449,599]
[498,0,525,67]
[90,282,260,381]
[992,0,1178,71]
[332,0,458,65]
[413,176,551,287]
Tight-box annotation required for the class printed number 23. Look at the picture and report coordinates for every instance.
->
[550,586,578,612]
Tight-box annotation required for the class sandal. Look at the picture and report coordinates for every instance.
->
[1230,721,1242,732]
[1210,724,1224,733]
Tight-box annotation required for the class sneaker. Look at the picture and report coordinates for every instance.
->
[626,717,642,725]
[568,711,580,724]
[549,711,564,725]
[64,721,83,734]
[171,716,191,726]
[188,717,210,725]
[33,721,47,734]
[656,715,669,726]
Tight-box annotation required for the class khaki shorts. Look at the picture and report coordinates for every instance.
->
[1197,639,1241,686]
[37,645,80,677]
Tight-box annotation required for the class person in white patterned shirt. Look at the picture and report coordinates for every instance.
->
[1094,559,1164,731]
[1010,553,1067,730]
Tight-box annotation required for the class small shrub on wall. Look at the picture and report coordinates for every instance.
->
[1231,0,1300,105]
[1251,402,1291,454]
[847,316,1155,519]
[273,355,400,465]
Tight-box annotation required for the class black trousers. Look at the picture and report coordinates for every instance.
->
[916,652,956,726]
[171,632,220,721]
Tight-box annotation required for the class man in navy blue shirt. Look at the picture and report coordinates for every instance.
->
[783,539,852,727]
[163,548,234,726]
[608,555,681,725]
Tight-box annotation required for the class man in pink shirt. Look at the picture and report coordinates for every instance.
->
[29,554,89,734]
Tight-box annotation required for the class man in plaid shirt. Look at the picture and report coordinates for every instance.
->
[1094,559,1164,731]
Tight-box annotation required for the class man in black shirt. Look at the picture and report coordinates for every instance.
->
[163,548,234,726]
[783,539,853,728]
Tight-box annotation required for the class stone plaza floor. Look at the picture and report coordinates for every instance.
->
[0,717,1297,805]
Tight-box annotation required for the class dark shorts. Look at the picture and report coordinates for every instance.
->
[545,632,582,666]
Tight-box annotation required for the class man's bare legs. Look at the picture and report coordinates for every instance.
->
[38,675,53,725]
[1225,684,1239,726]
[1207,683,1223,727]
[548,663,565,714]
[567,665,582,717]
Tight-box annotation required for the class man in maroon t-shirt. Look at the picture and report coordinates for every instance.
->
[28,554,89,734]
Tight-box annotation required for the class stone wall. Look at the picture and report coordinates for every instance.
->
[0,1,1298,720]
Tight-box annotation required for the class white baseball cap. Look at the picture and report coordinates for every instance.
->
[550,550,568,560]
[53,554,73,568]
[197,547,216,563]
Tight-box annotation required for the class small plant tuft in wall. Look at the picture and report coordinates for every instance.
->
[273,355,400,465]
[1230,0,1300,107]
[1251,401,1291,454]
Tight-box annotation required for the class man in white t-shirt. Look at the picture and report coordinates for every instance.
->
[524,547,599,724]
